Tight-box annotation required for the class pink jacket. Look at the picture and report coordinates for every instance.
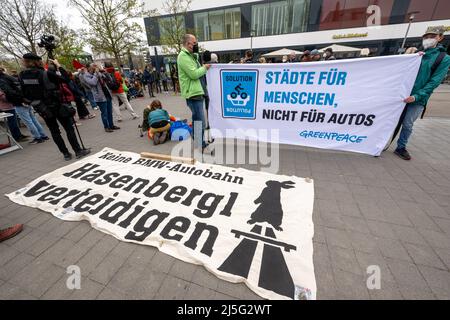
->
[0,89,14,111]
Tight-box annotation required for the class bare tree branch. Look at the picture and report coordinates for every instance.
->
[0,0,51,59]
[69,0,155,64]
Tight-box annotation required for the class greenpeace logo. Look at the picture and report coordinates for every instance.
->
[299,130,367,143]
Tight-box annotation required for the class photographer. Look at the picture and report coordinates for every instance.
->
[83,63,120,133]
[19,53,90,161]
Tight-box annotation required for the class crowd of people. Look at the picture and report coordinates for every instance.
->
[238,47,336,64]
[0,53,185,161]
[1,26,449,165]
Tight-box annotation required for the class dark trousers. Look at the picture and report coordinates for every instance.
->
[74,97,90,118]
[44,115,81,155]
[5,109,23,140]
[162,80,168,92]
[154,81,161,93]
[148,82,155,97]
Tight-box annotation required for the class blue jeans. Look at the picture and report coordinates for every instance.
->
[86,90,98,109]
[397,104,424,150]
[186,98,206,148]
[15,106,47,140]
[97,99,114,129]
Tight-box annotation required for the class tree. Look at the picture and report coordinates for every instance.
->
[69,0,154,65]
[0,0,50,59]
[155,0,192,54]
[44,16,85,71]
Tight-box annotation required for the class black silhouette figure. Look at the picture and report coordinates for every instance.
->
[219,180,298,299]
[230,83,248,99]
[247,180,295,231]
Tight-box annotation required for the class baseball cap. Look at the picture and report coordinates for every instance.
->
[22,52,42,61]
[423,26,445,37]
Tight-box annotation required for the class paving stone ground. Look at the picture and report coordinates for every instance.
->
[0,86,449,300]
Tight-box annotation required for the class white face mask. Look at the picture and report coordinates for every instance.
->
[422,38,438,50]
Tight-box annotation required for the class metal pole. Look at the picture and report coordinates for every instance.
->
[401,19,412,50]
[400,12,419,52]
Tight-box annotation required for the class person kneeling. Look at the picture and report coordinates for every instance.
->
[143,99,171,145]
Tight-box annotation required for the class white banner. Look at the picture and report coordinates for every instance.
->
[6,148,316,300]
[207,55,422,156]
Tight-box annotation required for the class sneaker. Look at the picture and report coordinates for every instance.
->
[394,148,411,160]
[112,126,121,130]
[117,119,123,122]
[16,135,30,142]
[105,128,114,132]
[132,114,139,119]
[29,138,41,145]
[159,131,168,144]
[76,148,91,159]
[0,224,23,242]
[41,136,49,141]
[64,153,73,161]
[153,132,161,145]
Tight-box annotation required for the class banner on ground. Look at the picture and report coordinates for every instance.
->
[6,148,316,300]
[207,54,422,156]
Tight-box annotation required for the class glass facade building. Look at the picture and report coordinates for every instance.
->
[251,0,310,36]
[194,7,241,41]
[144,0,450,59]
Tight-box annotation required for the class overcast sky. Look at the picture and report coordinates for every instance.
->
[44,0,146,54]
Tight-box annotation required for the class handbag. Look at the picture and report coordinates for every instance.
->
[58,102,77,118]
[57,83,77,118]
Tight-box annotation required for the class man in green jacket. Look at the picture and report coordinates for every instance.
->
[177,34,211,150]
[395,26,450,160]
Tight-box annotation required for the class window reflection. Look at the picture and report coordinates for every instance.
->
[194,8,241,41]
[405,0,439,22]
[251,0,310,36]
[158,16,186,40]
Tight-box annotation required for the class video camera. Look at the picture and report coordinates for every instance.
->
[38,34,58,59]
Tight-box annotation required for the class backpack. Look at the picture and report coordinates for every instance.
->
[104,72,121,91]
[170,120,192,141]
[60,83,75,103]
[0,76,24,105]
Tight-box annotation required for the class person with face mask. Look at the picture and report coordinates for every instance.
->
[323,48,336,61]
[394,26,450,161]
[177,34,211,152]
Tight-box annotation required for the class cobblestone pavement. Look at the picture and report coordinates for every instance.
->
[0,89,449,300]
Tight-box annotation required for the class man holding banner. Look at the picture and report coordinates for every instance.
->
[177,34,211,152]
[395,26,450,161]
